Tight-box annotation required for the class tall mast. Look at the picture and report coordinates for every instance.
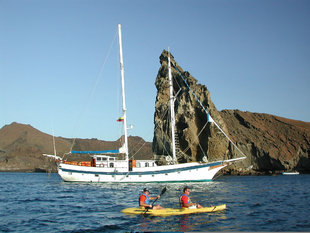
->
[118,24,129,164]
[168,49,177,164]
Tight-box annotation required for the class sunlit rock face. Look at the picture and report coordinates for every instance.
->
[153,50,230,164]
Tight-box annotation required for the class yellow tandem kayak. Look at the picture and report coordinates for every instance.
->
[121,204,226,216]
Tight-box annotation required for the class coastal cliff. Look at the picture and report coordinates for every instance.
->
[220,110,310,174]
[152,50,310,174]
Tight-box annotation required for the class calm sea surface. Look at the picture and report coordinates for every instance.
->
[0,172,309,232]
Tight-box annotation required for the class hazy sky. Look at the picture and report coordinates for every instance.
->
[1,0,309,142]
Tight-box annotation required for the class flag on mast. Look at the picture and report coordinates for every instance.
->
[117,116,124,122]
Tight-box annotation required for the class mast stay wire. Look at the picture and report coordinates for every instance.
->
[171,62,247,159]
[170,65,209,159]
[68,30,118,154]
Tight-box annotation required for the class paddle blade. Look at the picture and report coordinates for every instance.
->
[160,187,167,196]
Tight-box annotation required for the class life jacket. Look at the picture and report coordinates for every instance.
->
[179,193,192,208]
[139,193,151,206]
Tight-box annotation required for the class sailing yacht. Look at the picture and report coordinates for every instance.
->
[44,24,246,183]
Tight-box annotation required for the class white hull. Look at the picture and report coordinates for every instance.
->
[58,160,228,183]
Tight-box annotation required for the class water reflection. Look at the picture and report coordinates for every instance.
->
[133,209,228,232]
[180,215,191,231]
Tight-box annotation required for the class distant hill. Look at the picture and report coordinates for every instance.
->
[0,122,152,172]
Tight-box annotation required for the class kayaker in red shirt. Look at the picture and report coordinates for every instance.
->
[139,188,164,210]
[180,186,203,209]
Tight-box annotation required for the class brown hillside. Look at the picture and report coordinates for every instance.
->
[0,122,152,172]
[220,110,310,173]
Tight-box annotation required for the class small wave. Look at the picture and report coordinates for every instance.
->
[65,222,129,233]
[0,225,10,232]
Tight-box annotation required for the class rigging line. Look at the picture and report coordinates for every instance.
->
[173,95,208,158]
[129,118,159,159]
[127,102,171,160]
[195,122,209,158]
[172,63,247,159]
[152,85,183,159]
[129,140,147,159]
[69,30,118,152]
[127,135,148,159]
[171,73,209,158]
[159,128,172,156]
[158,115,173,157]
[129,106,172,161]
[188,120,209,158]
[155,104,172,157]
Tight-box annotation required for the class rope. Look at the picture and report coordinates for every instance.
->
[157,107,172,156]
[69,29,118,153]
[129,140,148,159]
[171,63,247,159]
[171,76,209,159]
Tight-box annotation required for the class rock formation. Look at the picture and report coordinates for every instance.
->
[153,50,310,174]
[153,50,232,164]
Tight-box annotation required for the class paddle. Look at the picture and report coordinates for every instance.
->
[143,187,167,215]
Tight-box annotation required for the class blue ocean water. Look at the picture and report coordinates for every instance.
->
[0,173,309,232]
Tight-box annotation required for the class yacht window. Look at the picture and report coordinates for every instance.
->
[110,158,115,161]
[97,157,102,161]
[109,163,114,168]
[102,157,108,161]
[145,163,149,167]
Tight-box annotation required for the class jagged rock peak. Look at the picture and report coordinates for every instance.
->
[153,50,230,164]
